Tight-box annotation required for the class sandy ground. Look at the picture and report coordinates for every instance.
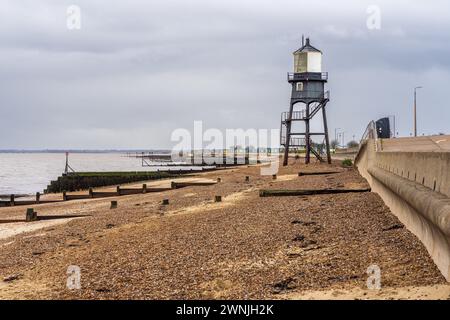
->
[283,284,450,300]
[0,159,448,300]
[0,218,80,241]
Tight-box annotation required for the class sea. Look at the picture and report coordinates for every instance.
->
[0,152,184,196]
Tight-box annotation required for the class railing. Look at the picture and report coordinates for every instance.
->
[358,120,380,153]
[287,72,328,81]
[281,110,306,122]
[281,93,329,122]
[280,136,306,147]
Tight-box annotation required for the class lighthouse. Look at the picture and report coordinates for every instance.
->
[280,38,331,166]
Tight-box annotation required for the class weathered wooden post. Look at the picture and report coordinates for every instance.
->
[272,174,277,180]
[162,199,169,205]
[143,184,147,194]
[10,194,15,206]
[171,181,176,189]
[116,186,121,196]
[217,177,222,183]
[89,188,94,198]
[63,191,67,201]
[214,195,222,202]
[36,192,40,204]
[26,208,37,222]
[110,201,118,209]
[245,176,250,182]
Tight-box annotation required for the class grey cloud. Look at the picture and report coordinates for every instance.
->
[0,0,449,149]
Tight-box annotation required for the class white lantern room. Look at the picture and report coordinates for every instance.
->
[293,38,322,73]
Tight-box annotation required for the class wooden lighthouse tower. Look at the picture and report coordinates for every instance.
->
[281,38,331,166]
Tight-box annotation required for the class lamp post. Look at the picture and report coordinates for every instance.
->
[414,86,422,137]
[337,131,345,148]
[335,128,341,143]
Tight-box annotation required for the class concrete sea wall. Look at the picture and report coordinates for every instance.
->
[355,139,450,281]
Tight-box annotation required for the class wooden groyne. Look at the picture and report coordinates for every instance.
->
[0,193,62,207]
[62,184,173,201]
[0,180,216,207]
[44,170,209,193]
[0,167,219,207]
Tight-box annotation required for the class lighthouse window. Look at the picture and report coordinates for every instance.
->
[296,82,304,91]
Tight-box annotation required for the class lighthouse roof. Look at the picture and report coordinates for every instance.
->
[293,38,322,54]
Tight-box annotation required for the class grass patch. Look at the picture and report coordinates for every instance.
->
[342,159,353,167]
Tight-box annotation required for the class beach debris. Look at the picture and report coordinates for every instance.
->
[272,277,296,294]
[3,274,22,282]
[171,181,216,189]
[292,234,319,249]
[292,235,305,242]
[291,220,317,226]
[298,171,340,176]
[382,224,404,231]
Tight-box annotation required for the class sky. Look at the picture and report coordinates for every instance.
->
[0,0,449,149]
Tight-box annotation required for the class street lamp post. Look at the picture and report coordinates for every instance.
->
[335,128,341,143]
[414,86,423,137]
[337,131,345,148]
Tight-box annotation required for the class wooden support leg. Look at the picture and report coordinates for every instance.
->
[283,103,294,166]
[322,104,332,164]
[305,104,311,164]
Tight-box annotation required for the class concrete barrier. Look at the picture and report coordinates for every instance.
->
[355,138,450,280]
